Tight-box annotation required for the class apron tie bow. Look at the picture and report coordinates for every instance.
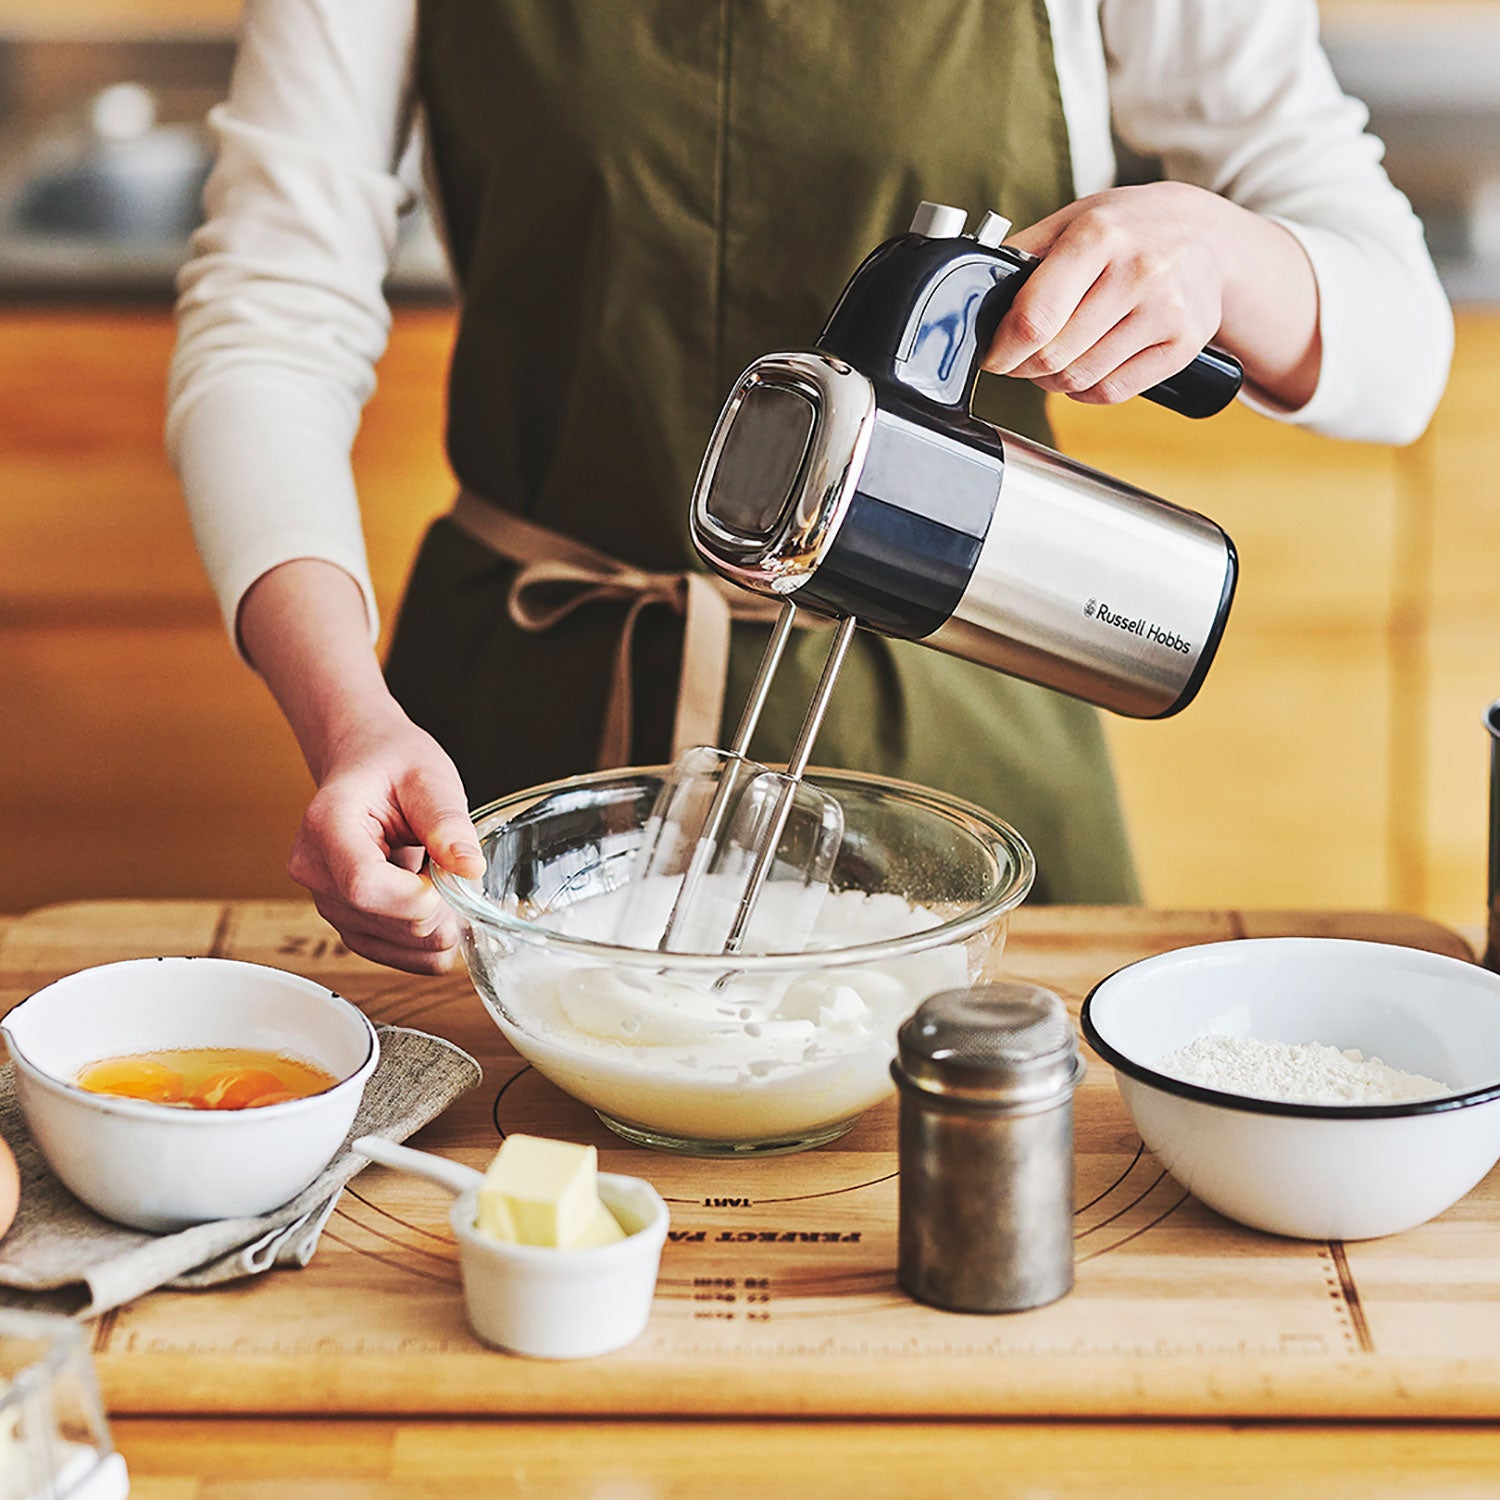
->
[447,490,786,768]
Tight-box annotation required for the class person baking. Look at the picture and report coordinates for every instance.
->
[168,1,1453,974]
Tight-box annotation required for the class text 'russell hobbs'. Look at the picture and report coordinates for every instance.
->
[1089,601,1192,655]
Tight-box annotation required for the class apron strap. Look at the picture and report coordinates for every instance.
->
[446,490,789,768]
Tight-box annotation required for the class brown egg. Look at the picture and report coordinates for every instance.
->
[0,1139,18,1239]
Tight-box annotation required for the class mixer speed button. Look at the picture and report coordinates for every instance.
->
[908,201,968,239]
[974,210,1012,247]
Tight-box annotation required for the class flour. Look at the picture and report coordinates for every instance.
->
[1156,1033,1451,1106]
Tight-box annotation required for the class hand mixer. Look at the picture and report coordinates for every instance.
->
[635,200,1244,956]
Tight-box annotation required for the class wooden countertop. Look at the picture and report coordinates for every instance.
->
[5,899,1499,1496]
[111,1415,1500,1499]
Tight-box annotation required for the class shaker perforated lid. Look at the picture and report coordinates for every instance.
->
[894,982,1082,1105]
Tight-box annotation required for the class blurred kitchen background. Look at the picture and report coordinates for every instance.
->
[1,0,1497,935]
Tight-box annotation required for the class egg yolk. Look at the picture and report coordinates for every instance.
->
[75,1058,185,1104]
[189,1068,294,1111]
[75,1049,337,1109]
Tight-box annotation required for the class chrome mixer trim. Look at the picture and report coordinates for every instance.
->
[691,351,877,596]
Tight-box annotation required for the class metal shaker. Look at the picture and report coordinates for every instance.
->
[893,982,1083,1313]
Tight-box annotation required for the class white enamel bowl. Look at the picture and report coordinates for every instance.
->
[1080,939,1500,1241]
[2,957,379,1232]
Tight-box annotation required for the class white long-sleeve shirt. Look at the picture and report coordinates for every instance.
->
[167,0,1455,648]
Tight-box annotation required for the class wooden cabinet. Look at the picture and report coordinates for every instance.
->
[1055,315,1500,927]
[1416,318,1500,924]
[1051,389,1406,914]
[1,307,1497,929]
[0,306,456,913]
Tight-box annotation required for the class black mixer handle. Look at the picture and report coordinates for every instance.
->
[817,205,1244,420]
[1139,343,1245,419]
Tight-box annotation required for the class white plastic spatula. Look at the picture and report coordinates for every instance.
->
[615,603,857,955]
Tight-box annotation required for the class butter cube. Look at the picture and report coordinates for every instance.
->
[476,1135,601,1248]
[574,1199,627,1248]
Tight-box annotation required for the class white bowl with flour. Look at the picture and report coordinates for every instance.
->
[435,768,1034,1156]
[1081,938,1500,1240]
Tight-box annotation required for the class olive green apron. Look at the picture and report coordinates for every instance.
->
[390,0,1139,903]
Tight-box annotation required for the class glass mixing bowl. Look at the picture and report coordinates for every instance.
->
[433,767,1034,1156]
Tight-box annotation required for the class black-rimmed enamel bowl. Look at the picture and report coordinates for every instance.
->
[1080,938,1500,1240]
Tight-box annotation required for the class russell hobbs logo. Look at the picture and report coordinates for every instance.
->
[1085,599,1193,655]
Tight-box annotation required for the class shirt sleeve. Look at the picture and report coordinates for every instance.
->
[1098,0,1454,445]
[166,0,419,652]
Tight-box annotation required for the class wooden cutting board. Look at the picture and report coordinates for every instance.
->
[3,900,1498,1420]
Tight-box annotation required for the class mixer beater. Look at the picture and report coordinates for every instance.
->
[627,601,856,956]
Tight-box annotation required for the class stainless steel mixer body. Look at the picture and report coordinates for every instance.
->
[690,203,1242,720]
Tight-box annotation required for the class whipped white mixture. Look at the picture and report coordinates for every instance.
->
[1157,1033,1451,1106]
[476,877,983,1142]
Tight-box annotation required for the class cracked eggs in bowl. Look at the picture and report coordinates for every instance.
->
[3,956,378,1231]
